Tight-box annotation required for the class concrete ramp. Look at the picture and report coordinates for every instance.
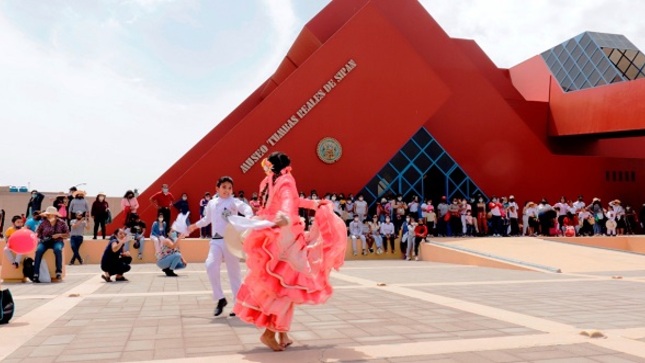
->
[426,237,645,273]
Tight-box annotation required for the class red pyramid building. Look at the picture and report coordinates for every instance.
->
[121,0,645,229]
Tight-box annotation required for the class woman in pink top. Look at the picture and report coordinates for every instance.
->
[233,152,347,352]
[121,190,139,223]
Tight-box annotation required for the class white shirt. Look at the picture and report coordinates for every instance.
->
[572,200,586,212]
[380,222,395,235]
[409,202,419,213]
[195,196,253,237]
[506,202,518,218]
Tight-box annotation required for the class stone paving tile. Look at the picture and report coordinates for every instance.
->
[1,273,88,296]
[582,270,645,277]
[421,280,645,329]
[11,298,50,318]
[344,344,645,363]
[335,261,571,284]
[5,261,645,363]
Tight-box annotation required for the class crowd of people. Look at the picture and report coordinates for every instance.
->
[5,185,645,279]
[6,155,645,351]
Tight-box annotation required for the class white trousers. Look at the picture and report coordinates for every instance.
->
[205,238,241,302]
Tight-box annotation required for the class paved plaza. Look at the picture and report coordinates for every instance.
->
[2,247,645,362]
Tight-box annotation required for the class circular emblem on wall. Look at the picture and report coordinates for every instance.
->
[317,137,342,164]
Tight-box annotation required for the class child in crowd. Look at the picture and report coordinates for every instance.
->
[3,216,24,268]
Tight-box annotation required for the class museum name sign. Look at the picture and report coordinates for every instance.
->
[240,59,357,173]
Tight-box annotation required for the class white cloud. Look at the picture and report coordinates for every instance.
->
[251,0,299,84]
[0,11,248,196]
[419,0,645,67]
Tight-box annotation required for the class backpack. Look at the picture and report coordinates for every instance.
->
[23,257,35,280]
[0,289,15,324]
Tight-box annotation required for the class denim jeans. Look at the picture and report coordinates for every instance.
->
[70,235,83,262]
[34,239,64,275]
[124,234,145,255]
[156,253,185,271]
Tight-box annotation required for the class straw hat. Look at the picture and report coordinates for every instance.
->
[97,192,106,197]
[613,199,621,204]
[40,206,61,217]
[73,190,87,197]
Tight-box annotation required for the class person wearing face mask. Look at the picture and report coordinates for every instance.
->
[506,196,519,236]
[489,197,505,237]
[69,212,88,265]
[69,190,90,221]
[173,193,191,226]
[402,216,416,260]
[447,198,461,237]
[367,216,384,254]
[376,198,388,223]
[395,195,407,218]
[150,213,168,256]
[91,192,109,240]
[3,215,25,268]
[349,216,368,256]
[150,184,174,233]
[476,196,488,236]
[436,196,449,237]
[121,190,139,224]
[380,216,396,253]
[354,194,368,222]
[344,194,355,225]
[33,207,70,282]
[26,190,45,217]
[199,193,212,238]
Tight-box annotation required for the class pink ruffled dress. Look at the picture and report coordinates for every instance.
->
[233,168,347,332]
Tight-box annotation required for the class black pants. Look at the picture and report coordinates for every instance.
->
[159,207,171,233]
[102,256,132,276]
[491,215,502,235]
[383,235,395,252]
[510,218,519,236]
[414,236,424,256]
[94,217,106,239]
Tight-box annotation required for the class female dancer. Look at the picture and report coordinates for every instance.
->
[232,152,347,351]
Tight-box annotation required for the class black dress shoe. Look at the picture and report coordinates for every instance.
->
[214,298,228,316]
[229,312,236,317]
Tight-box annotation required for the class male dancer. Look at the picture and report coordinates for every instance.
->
[187,176,253,316]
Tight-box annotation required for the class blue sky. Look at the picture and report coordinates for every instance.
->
[1,0,644,196]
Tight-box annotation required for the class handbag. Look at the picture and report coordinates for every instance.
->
[0,289,15,324]
[106,210,113,224]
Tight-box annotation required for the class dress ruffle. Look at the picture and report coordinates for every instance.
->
[233,201,346,332]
